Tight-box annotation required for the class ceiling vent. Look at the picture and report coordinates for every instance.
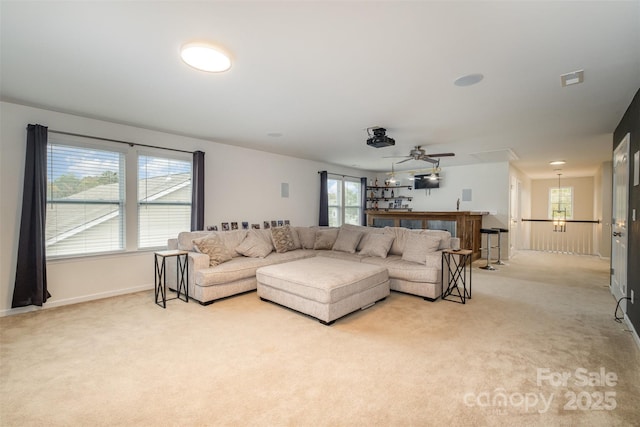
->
[366,127,395,148]
[560,70,584,87]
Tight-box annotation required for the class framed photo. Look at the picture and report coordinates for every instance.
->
[231,222,238,230]
[251,223,260,230]
[242,222,249,230]
[206,225,218,231]
[221,222,230,231]
[284,220,290,225]
[271,220,277,228]
[263,221,270,229]
[277,220,284,227]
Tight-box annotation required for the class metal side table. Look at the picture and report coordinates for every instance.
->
[154,250,189,308]
[441,249,472,304]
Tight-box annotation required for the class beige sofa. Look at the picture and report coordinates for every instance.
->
[166,224,452,305]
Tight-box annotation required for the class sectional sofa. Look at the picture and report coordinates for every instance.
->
[166,224,452,305]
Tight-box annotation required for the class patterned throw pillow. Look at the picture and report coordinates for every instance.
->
[401,234,441,264]
[271,225,296,253]
[332,228,364,253]
[192,234,233,267]
[235,230,273,258]
[358,233,395,258]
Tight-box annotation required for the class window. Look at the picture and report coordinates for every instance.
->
[327,176,362,227]
[549,187,573,219]
[46,138,194,258]
[138,155,192,248]
[46,143,125,257]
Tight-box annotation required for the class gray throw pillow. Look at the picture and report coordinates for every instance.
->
[236,230,273,258]
[402,234,441,264]
[358,233,395,258]
[332,228,364,253]
[313,228,339,250]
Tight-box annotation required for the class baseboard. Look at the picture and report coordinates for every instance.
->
[0,283,153,317]
[624,314,640,350]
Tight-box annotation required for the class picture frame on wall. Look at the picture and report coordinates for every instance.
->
[277,220,284,227]
[263,221,270,229]
[222,222,230,231]
[231,222,238,230]
[251,224,260,229]
[284,220,290,225]
[271,220,277,228]
[242,222,249,230]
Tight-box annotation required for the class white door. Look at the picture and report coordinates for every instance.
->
[611,133,629,308]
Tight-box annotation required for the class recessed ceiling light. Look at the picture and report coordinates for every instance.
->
[560,70,584,87]
[549,160,566,166]
[180,42,231,73]
[454,73,484,87]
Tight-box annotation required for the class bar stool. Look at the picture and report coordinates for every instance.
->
[492,228,509,265]
[479,228,499,270]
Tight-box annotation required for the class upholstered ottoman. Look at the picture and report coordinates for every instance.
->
[256,257,390,325]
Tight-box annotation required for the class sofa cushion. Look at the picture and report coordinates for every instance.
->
[236,230,273,258]
[177,231,211,251]
[332,227,363,253]
[384,227,421,255]
[193,234,234,267]
[362,255,440,283]
[423,229,452,250]
[341,224,385,251]
[402,234,441,264]
[195,250,314,287]
[316,250,365,263]
[271,225,296,253]
[358,233,395,258]
[219,230,248,258]
[314,228,339,250]
[296,227,317,249]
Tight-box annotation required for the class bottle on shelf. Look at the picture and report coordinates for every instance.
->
[391,189,394,198]
[374,177,378,187]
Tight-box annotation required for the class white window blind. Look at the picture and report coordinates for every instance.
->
[138,155,192,248]
[46,143,124,257]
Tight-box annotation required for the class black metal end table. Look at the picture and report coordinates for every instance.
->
[441,249,472,304]
[154,250,189,308]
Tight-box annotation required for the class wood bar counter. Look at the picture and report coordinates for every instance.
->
[365,210,488,261]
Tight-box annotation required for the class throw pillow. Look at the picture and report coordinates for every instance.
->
[271,225,296,253]
[295,227,317,249]
[313,228,339,250]
[235,230,273,258]
[402,234,441,264]
[341,223,385,251]
[192,234,233,267]
[358,233,395,258]
[332,228,364,254]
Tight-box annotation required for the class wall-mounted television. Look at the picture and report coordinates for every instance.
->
[414,173,440,189]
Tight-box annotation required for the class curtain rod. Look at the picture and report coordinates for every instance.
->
[318,171,365,180]
[48,129,194,154]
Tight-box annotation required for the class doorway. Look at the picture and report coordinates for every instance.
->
[611,133,629,309]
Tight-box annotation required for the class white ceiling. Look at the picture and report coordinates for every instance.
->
[2,1,639,178]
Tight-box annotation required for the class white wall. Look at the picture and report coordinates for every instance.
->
[0,102,370,315]
[509,165,532,253]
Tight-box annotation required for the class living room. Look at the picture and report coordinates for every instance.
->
[1,1,639,425]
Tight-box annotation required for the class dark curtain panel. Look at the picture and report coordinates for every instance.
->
[319,171,329,226]
[360,177,367,226]
[191,150,205,231]
[12,124,50,308]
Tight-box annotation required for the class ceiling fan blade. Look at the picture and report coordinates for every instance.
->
[427,153,455,157]
[419,157,439,164]
[383,155,410,159]
[396,158,413,164]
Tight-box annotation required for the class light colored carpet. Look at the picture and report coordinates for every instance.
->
[1,251,639,426]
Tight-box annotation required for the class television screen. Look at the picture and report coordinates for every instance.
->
[414,173,440,189]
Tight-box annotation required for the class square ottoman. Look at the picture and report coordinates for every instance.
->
[256,257,390,325]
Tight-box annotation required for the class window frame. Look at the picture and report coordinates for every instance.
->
[327,175,363,227]
[45,135,193,259]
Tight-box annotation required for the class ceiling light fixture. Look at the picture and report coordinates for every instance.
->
[454,73,484,87]
[560,70,584,87]
[180,42,231,73]
[549,160,566,166]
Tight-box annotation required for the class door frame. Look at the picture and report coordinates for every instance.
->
[611,133,630,309]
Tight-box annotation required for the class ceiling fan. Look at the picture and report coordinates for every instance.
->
[386,146,455,164]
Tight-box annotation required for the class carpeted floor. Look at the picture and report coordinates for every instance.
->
[1,251,639,426]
